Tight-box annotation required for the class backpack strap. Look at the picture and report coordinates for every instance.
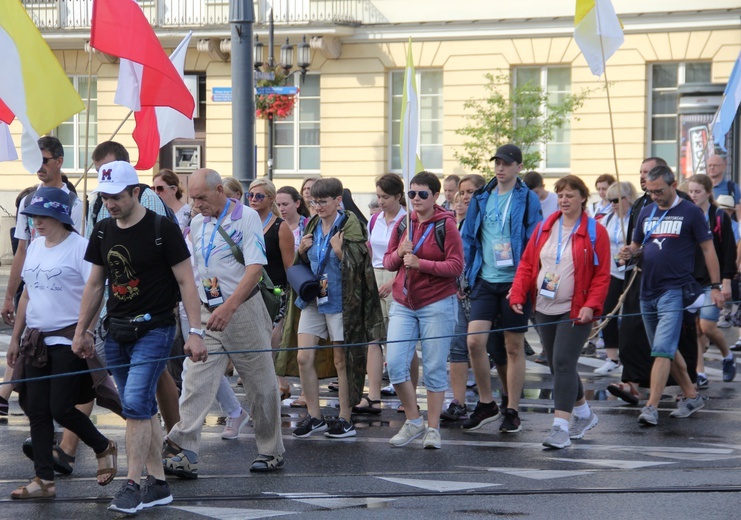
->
[154,213,163,246]
[433,219,446,252]
[587,216,599,266]
[216,225,245,265]
[369,212,380,235]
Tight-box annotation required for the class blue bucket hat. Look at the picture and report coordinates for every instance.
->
[20,187,74,226]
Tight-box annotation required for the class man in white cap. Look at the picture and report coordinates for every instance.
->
[72,161,206,514]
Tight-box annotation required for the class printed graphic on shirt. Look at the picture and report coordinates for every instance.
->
[22,265,62,292]
[108,245,140,301]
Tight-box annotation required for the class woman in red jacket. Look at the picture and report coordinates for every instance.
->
[383,171,464,450]
[510,175,610,449]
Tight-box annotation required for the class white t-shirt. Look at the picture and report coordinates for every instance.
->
[15,183,84,241]
[536,223,576,316]
[600,212,630,280]
[368,207,406,269]
[22,232,91,345]
[191,201,267,303]
[540,191,559,219]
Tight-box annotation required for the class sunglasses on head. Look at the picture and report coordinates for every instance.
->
[407,190,430,200]
[248,192,266,202]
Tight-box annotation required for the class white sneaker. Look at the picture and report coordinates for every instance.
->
[594,359,621,376]
[389,420,426,447]
[422,427,441,449]
[595,338,605,350]
[222,408,250,440]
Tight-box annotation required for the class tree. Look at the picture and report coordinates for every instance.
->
[454,73,594,177]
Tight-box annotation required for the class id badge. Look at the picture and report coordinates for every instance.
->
[317,273,329,305]
[613,254,626,272]
[203,276,225,307]
[493,240,514,267]
[539,271,561,299]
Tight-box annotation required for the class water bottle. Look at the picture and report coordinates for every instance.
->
[131,313,151,323]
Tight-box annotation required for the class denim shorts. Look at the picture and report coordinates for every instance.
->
[386,295,457,392]
[699,287,721,322]
[105,325,175,419]
[469,279,531,332]
[640,289,683,360]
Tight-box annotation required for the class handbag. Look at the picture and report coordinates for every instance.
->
[215,226,282,322]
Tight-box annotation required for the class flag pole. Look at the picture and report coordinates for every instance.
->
[80,49,94,236]
[74,110,132,189]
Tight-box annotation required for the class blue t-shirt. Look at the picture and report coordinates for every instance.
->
[633,198,712,300]
[480,187,516,283]
[712,179,741,206]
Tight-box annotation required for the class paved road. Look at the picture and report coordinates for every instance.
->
[1,317,740,519]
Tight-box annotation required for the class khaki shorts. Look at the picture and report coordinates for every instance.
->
[298,301,344,342]
[374,268,396,325]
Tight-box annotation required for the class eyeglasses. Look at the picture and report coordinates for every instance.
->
[407,190,431,200]
[154,185,175,193]
[309,199,332,207]
[646,187,667,196]
[248,192,266,202]
[41,156,56,164]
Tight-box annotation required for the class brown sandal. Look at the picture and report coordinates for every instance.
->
[290,394,307,408]
[95,440,117,486]
[11,477,56,499]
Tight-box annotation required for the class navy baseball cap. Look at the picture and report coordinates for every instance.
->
[491,144,523,165]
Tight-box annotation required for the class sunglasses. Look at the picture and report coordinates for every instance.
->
[608,197,624,204]
[154,185,175,193]
[248,192,267,202]
[407,190,431,200]
[41,156,57,164]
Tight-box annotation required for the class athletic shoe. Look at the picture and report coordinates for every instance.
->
[697,373,709,389]
[523,338,535,356]
[732,340,741,352]
[462,400,501,431]
[569,411,599,439]
[250,454,285,473]
[324,418,356,438]
[0,396,8,416]
[670,395,705,418]
[542,425,571,449]
[221,408,250,440]
[499,408,522,433]
[140,475,173,509]
[163,448,198,479]
[389,420,426,447]
[594,359,621,376]
[717,314,732,328]
[108,480,142,514]
[422,427,441,449]
[723,357,737,382]
[380,385,397,396]
[292,415,328,438]
[440,400,468,421]
[638,405,659,426]
[595,338,605,350]
[581,342,597,357]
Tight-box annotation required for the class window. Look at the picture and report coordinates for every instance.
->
[649,62,712,169]
[55,75,97,171]
[274,73,320,173]
[389,70,443,172]
[514,66,572,171]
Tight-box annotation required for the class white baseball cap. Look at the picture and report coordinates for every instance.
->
[93,161,139,195]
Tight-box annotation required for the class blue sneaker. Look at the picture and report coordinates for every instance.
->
[723,357,737,382]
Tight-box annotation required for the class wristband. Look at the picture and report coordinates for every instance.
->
[710,283,722,290]
[85,329,95,338]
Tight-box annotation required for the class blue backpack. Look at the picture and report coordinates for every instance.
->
[535,216,599,266]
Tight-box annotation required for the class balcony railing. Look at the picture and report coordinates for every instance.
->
[21,0,385,31]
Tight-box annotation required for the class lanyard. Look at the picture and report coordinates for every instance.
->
[411,223,435,255]
[641,205,670,246]
[316,212,342,272]
[262,211,273,229]
[202,199,231,268]
[556,215,581,265]
[489,187,513,233]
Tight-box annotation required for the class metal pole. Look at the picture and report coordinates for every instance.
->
[230,0,256,196]
[267,9,275,180]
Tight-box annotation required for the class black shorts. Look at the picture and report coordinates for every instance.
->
[469,279,531,333]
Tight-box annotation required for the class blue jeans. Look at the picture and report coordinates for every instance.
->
[386,295,457,392]
[105,326,175,419]
[640,289,683,360]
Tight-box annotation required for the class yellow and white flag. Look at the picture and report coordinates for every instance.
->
[400,38,424,189]
[0,0,84,172]
[574,0,624,77]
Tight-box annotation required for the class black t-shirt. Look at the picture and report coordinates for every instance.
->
[85,209,190,318]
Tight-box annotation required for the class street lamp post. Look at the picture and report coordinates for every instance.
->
[253,10,311,180]
[230,0,256,194]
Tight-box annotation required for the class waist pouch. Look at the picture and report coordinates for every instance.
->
[107,311,175,345]
[682,279,705,310]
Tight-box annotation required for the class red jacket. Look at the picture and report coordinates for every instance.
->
[509,211,611,321]
[383,205,464,310]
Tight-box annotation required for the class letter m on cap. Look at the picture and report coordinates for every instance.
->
[101,169,112,181]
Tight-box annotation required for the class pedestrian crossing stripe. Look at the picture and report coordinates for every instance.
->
[170,506,295,519]
[378,477,501,492]
[270,492,396,509]
[553,458,675,469]
[459,466,594,479]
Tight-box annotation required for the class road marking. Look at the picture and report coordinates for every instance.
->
[271,492,395,509]
[553,458,676,469]
[170,506,295,519]
[460,466,594,479]
[378,477,501,492]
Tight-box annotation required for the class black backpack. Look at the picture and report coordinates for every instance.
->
[90,183,177,225]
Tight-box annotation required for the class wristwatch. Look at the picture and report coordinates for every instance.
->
[188,327,205,338]
[710,283,722,291]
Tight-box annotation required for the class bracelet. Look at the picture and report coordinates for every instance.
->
[85,329,95,337]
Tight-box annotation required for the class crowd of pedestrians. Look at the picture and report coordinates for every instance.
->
[2,136,739,513]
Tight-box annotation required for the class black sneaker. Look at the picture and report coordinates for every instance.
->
[324,417,357,438]
[0,396,8,416]
[462,401,501,431]
[524,338,535,356]
[499,408,522,433]
[292,415,328,438]
[140,475,173,508]
[441,400,468,421]
[108,480,142,514]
